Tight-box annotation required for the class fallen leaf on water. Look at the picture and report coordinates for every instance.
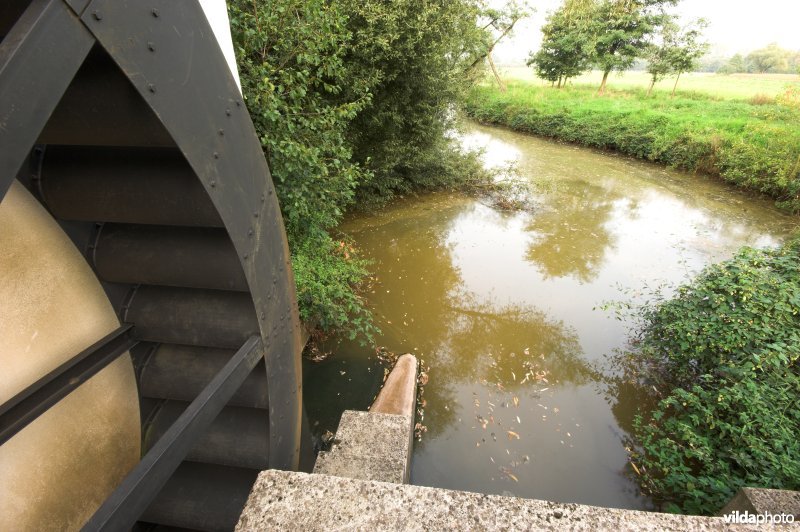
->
[553,407,560,414]
[511,371,516,381]
[507,472,519,482]
[507,430,520,440]
[540,388,549,393]
[631,462,641,475]
[516,416,521,424]
[512,396,519,407]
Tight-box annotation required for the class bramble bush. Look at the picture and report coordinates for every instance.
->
[626,237,800,514]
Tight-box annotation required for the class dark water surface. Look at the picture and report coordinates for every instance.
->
[303,121,796,510]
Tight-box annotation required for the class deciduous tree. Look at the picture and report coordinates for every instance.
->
[746,43,791,73]
[527,0,595,87]
[592,0,676,94]
[645,17,708,96]
[667,18,709,95]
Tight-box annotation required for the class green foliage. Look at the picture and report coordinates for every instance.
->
[291,234,379,342]
[627,242,800,514]
[228,0,369,242]
[527,0,595,85]
[337,0,492,205]
[747,43,792,74]
[229,0,498,341]
[719,45,800,75]
[228,0,376,340]
[591,0,677,90]
[645,18,709,95]
[465,81,800,212]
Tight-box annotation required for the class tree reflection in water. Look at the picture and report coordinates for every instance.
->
[524,181,619,283]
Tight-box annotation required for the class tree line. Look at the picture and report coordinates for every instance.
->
[528,0,709,95]
[717,44,800,75]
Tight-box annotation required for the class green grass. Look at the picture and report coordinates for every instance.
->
[498,66,800,101]
[465,80,800,213]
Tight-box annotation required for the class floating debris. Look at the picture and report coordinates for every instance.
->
[507,430,520,440]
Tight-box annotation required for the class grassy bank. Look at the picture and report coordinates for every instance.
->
[465,81,800,213]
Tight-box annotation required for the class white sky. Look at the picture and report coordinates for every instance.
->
[493,0,800,64]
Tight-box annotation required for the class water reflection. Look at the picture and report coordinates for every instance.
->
[303,121,796,511]
[524,181,619,282]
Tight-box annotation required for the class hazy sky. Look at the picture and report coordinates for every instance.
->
[493,0,800,64]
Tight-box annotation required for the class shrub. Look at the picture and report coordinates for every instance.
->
[291,234,379,343]
[628,240,800,514]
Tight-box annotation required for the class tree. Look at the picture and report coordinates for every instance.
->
[474,1,533,91]
[746,43,791,73]
[592,0,677,94]
[667,18,709,95]
[718,53,746,74]
[228,0,378,341]
[644,18,679,95]
[527,0,596,87]
[336,0,494,203]
[228,0,498,342]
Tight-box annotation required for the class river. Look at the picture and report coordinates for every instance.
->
[302,121,797,510]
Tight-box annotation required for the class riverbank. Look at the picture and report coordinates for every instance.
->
[303,121,796,511]
[464,81,800,213]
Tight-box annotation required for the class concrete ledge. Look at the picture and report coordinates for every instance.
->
[237,470,765,531]
[313,410,412,484]
[719,487,800,518]
[370,353,417,417]
[311,354,418,485]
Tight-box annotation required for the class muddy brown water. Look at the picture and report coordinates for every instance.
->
[303,121,797,510]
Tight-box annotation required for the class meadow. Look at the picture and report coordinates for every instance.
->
[465,74,800,213]
[498,66,800,101]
